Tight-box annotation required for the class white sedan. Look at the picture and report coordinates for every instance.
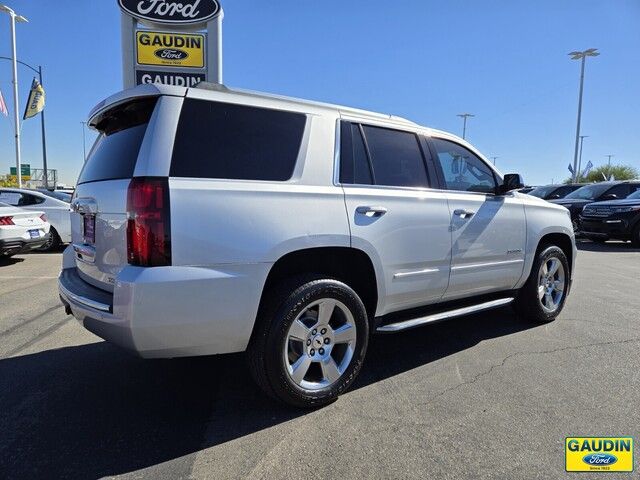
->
[0,202,51,257]
[0,188,71,251]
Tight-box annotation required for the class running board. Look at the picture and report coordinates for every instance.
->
[376,297,514,333]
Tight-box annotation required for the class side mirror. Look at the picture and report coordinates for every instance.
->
[601,193,617,201]
[498,173,525,194]
[548,194,561,200]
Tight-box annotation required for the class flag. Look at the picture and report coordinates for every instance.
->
[568,163,574,175]
[23,77,45,120]
[582,160,593,177]
[0,90,8,117]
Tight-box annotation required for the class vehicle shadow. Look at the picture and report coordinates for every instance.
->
[0,307,534,479]
[576,239,640,253]
[0,256,24,266]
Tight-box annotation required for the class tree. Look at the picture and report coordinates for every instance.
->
[565,164,639,183]
[0,175,18,187]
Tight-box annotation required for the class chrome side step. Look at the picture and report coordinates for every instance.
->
[376,297,514,333]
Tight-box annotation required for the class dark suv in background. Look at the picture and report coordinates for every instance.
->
[528,183,583,200]
[579,189,640,246]
[550,181,640,231]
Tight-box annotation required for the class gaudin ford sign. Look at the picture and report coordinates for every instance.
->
[118,0,221,25]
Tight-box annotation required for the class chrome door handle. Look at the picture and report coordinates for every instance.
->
[453,209,475,219]
[356,206,388,217]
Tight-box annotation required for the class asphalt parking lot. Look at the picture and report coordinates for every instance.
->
[1,242,639,479]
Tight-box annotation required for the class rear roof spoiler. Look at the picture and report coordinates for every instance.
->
[87,83,188,127]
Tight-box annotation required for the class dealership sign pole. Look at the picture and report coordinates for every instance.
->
[118,0,223,88]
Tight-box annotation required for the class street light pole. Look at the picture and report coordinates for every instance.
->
[0,57,50,189]
[0,5,28,188]
[569,48,599,182]
[457,113,474,139]
[491,156,498,165]
[578,135,588,179]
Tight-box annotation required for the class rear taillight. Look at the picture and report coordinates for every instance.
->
[0,216,14,226]
[39,214,47,223]
[126,177,171,267]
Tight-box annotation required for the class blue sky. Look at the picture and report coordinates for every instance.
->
[0,0,638,185]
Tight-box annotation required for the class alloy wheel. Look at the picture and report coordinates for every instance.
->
[283,298,357,391]
[537,257,565,313]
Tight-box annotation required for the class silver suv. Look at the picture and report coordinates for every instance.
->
[59,83,576,407]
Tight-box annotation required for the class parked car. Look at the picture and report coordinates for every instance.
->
[550,181,640,231]
[527,183,584,200]
[0,187,71,251]
[579,189,640,245]
[0,201,50,257]
[59,83,576,408]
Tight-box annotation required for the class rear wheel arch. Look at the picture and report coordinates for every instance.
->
[258,247,379,323]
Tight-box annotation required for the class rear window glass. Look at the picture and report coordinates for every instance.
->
[170,99,306,181]
[77,98,157,185]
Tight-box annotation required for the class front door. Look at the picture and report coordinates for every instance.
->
[429,137,526,300]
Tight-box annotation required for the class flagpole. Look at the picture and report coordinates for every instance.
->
[38,66,49,189]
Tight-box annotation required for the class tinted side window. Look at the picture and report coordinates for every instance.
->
[171,99,306,181]
[340,122,372,185]
[361,126,428,188]
[432,138,497,193]
[0,191,21,206]
[603,184,630,199]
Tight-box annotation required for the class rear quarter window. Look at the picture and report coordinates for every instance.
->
[170,99,307,181]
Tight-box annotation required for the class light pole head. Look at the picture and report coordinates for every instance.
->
[15,14,28,23]
[569,48,599,60]
[0,4,14,14]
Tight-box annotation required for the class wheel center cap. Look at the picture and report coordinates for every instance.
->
[313,336,324,348]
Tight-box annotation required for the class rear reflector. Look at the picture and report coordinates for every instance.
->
[39,214,47,223]
[0,216,14,226]
[126,177,171,267]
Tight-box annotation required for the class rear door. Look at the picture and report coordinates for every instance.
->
[428,136,526,300]
[70,96,168,292]
[340,121,451,316]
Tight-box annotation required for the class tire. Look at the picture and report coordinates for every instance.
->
[631,224,640,248]
[37,227,60,252]
[248,275,369,408]
[514,245,570,323]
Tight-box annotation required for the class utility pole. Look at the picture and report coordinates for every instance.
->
[569,48,599,182]
[457,113,474,139]
[81,122,87,160]
[491,156,498,166]
[605,154,614,167]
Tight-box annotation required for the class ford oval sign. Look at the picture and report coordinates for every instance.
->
[154,48,189,60]
[582,453,618,466]
[118,0,221,25]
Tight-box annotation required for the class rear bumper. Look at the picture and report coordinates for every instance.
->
[0,234,49,256]
[58,246,271,358]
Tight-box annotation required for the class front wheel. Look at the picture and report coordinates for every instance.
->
[514,245,570,323]
[248,276,369,408]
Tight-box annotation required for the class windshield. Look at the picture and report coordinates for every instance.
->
[528,185,556,198]
[564,183,611,200]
